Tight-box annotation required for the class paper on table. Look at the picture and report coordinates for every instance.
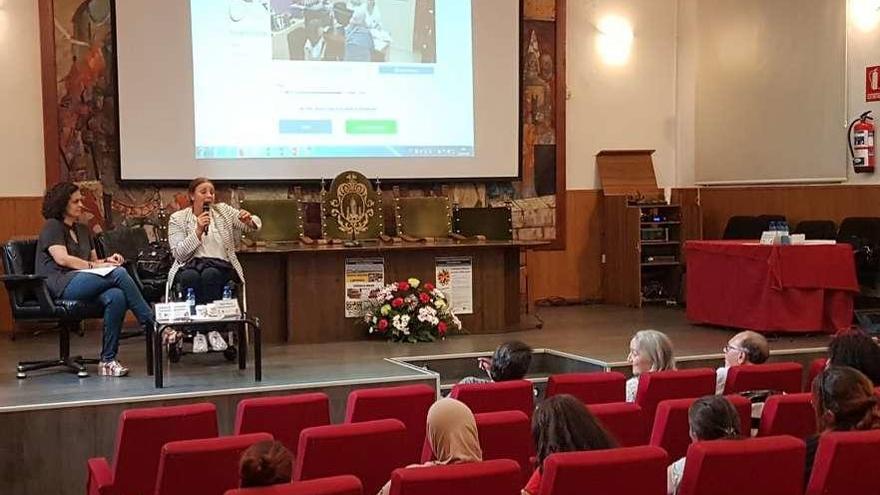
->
[75,266,116,277]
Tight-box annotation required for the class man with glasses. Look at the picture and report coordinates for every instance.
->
[716,330,770,394]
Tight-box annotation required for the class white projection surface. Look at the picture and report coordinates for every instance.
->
[116,0,520,181]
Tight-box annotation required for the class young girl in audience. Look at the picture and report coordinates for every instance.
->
[626,330,677,402]
[239,440,293,488]
[523,394,616,495]
[805,366,880,485]
[827,331,880,384]
[378,398,482,495]
[667,395,742,495]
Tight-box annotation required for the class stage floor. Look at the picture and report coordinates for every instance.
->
[0,304,831,412]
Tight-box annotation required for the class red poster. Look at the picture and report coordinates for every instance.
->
[868,66,880,102]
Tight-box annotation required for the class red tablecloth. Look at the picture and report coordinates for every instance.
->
[685,241,859,334]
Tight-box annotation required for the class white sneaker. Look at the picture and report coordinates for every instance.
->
[192,333,209,353]
[99,360,129,377]
[208,330,228,351]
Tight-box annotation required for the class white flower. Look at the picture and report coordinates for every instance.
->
[417,306,438,323]
[432,289,446,300]
[392,314,411,331]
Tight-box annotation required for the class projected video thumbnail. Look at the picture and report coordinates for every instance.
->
[268,0,437,63]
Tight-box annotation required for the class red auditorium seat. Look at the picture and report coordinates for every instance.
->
[345,384,435,464]
[235,393,331,455]
[224,475,363,495]
[545,372,626,405]
[86,402,219,495]
[537,446,667,495]
[587,402,647,447]
[295,419,408,495]
[757,392,816,439]
[805,429,880,495]
[650,395,751,461]
[807,358,827,390]
[722,362,803,395]
[449,380,534,417]
[474,411,534,483]
[155,432,272,495]
[635,368,717,427]
[388,459,521,495]
[677,436,806,495]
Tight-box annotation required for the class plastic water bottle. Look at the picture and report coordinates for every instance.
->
[223,282,233,300]
[186,288,196,316]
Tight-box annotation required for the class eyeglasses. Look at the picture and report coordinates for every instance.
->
[723,344,746,354]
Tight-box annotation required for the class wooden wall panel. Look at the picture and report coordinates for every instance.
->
[699,185,880,240]
[527,190,602,303]
[0,197,44,334]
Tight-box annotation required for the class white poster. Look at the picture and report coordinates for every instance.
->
[344,258,385,318]
[435,256,473,315]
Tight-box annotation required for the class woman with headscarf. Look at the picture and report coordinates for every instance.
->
[378,398,482,495]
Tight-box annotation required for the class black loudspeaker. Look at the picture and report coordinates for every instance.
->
[534,144,556,197]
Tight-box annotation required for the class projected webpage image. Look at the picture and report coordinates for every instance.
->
[193,0,472,160]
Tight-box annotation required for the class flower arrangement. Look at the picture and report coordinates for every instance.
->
[364,278,462,342]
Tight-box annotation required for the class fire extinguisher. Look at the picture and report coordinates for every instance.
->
[848,110,875,174]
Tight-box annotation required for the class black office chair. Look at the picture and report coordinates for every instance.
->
[722,216,763,240]
[793,220,838,240]
[0,239,102,378]
[95,226,166,303]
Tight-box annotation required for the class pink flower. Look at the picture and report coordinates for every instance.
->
[377,319,389,332]
[398,281,410,291]
[392,297,404,308]
[438,321,448,335]
[419,292,431,304]
[424,282,435,292]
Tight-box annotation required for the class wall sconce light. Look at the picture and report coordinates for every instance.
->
[596,15,634,66]
[852,0,880,32]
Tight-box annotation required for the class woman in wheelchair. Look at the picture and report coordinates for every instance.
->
[166,178,261,350]
[36,182,155,377]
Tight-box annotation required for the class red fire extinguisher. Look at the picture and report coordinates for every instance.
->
[848,110,875,174]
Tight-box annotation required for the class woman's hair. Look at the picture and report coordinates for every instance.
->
[828,331,880,384]
[239,440,293,488]
[532,394,616,470]
[41,182,79,220]
[188,177,213,195]
[812,366,880,432]
[688,395,742,441]
[633,329,676,372]
[489,340,533,382]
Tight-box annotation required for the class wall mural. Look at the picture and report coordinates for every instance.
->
[45,0,564,247]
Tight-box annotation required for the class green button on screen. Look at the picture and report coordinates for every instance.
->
[346,120,398,134]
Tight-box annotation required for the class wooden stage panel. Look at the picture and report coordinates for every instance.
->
[242,241,539,344]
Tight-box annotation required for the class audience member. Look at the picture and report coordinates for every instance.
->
[667,396,743,495]
[460,340,533,384]
[804,366,880,485]
[523,394,616,495]
[239,440,293,488]
[827,331,880,385]
[378,398,482,495]
[715,330,770,394]
[626,330,677,402]
[35,182,156,377]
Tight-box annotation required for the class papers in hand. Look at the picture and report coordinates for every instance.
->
[75,266,116,277]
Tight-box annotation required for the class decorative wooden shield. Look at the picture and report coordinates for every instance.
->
[239,199,304,243]
[322,171,384,240]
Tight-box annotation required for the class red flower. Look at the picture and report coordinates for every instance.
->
[377,319,389,332]
[392,297,404,308]
[437,321,448,335]
[424,282,435,292]
[419,292,431,304]
[398,281,410,291]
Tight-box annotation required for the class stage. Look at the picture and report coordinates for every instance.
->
[0,305,831,494]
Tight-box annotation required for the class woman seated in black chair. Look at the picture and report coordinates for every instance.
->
[167,177,261,310]
[36,182,155,377]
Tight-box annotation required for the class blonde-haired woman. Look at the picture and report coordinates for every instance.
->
[626,329,677,402]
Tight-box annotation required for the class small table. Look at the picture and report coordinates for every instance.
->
[685,241,859,333]
[150,314,262,388]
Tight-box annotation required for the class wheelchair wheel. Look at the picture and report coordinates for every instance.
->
[223,346,237,362]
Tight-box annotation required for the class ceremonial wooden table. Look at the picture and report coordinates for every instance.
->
[238,240,547,344]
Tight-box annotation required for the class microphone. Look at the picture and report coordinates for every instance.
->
[203,202,211,234]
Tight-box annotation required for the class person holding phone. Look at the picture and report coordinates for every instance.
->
[460,341,533,384]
